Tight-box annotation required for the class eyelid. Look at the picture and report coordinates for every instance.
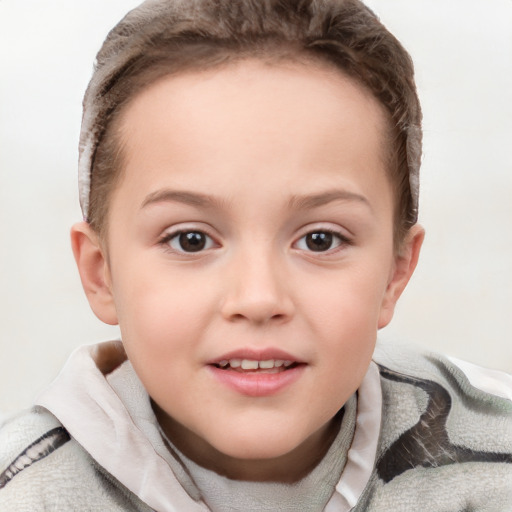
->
[158,223,221,253]
[159,221,217,238]
[292,224,353,253]
[295,222,352,241]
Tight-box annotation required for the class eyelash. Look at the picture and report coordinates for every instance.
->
[293,229,352,254]
[158,227,351,255]
[158,229,217,254]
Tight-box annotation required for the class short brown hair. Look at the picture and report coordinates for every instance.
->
[80,0,422,246]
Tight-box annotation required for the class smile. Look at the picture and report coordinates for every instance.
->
[214,359,296,372]
[208,351,306,397]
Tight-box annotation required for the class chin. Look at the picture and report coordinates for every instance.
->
[206,422,314,461]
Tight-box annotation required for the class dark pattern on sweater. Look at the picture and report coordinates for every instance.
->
[376,366,512,483]
[0,427,70,489]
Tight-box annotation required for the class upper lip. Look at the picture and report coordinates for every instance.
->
[207,348,305,365]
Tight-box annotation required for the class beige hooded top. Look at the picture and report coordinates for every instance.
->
[1,340,512,511]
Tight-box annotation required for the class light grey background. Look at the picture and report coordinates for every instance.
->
[1,0,511,415]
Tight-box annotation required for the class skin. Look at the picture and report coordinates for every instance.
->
[72,59,423,483]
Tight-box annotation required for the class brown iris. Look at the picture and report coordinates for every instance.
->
[179,232,207,252]
[305,232,333,252]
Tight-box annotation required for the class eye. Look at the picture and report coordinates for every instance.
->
[295,230,348,252]
[163,231,215,253]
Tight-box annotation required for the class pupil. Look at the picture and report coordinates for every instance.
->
[179,232,206,252]
[306,232,332,252]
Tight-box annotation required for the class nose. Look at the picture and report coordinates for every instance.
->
[220,251,295,325]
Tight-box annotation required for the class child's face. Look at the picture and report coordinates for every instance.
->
[77,60,421,479]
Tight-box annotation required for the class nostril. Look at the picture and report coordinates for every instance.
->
[229,313,246,322]
[220,288,294,324]
[228,313,284,324]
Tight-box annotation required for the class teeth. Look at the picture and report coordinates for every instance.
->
[241,359,259,370]
[217,358,296,369]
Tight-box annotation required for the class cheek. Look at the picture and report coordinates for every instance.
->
[302,265,390,334]
[112,265,211,358]
[116,284,209,405]
[298,264,389,379]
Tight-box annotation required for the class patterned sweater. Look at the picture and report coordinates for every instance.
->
[1,341,511,511]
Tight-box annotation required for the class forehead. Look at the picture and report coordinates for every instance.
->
[112,59,391,216]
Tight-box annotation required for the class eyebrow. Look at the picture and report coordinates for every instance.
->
[141,189,226,210]
[288,190,372,211]
[141,188,371,212]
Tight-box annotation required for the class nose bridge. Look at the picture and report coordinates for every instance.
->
[221,240,293,324]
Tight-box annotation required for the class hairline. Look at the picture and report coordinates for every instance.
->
[92,52,406,253]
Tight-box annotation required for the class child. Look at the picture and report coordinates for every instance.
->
[1,0,511,510]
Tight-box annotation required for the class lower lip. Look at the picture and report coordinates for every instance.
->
[207,365,305,397]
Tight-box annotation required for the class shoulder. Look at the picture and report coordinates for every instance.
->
[372,342,512,457]
[1,407,72,510]
[0,406,69,485]
[0,407,150,511]
[373,342,512,421]
[365,343,512,511]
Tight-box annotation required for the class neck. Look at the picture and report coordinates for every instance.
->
[153,402,343,483]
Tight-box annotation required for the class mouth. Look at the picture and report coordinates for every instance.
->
[212,358,300,374]
[207,350,306,397]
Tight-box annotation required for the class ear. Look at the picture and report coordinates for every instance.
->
[70,222,118,325]
[378,224,425,329]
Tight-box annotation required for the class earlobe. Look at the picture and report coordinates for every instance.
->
[378,224,425,329]
[70,222,119,325]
